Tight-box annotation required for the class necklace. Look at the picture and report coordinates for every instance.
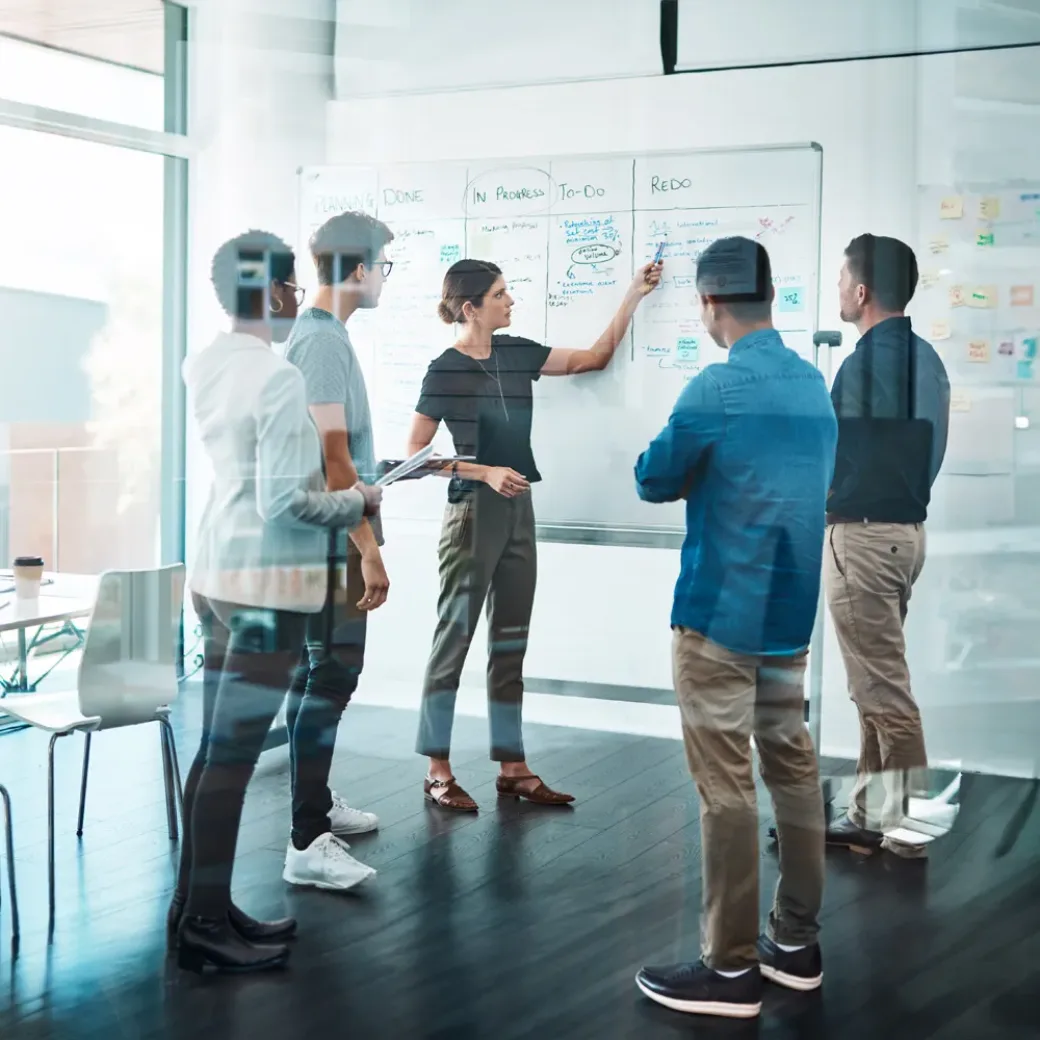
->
[471,346,509,421]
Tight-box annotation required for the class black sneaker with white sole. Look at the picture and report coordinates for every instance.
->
[756,935,823,992]
[635,960,762,1019]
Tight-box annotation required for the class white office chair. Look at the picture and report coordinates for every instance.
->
[0,564,186,925]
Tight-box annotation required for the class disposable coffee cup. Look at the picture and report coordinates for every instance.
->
[13,555,44,601]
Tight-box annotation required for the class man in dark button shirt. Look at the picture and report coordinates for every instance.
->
[824,234,951,857]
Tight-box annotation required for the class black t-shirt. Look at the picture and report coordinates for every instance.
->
[416,335,552,501]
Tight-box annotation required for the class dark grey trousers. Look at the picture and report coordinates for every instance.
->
[416,485,537,762]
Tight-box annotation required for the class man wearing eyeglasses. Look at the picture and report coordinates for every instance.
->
[280,210,395,893]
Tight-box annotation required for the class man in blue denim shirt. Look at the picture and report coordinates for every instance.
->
[634,238,837,1021]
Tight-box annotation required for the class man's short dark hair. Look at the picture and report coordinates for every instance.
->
[211,229,295,320]
[844,234,918,312]
[695,236,773,322]
[310,211,394,287]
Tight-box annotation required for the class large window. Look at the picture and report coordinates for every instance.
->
[0,126,168,573]
[0,11,188,583]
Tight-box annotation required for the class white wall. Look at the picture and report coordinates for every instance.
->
[325,56,918,761]
[334,0,662,98]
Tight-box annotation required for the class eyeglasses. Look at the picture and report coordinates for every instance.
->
[281,281,306,305]
[370,261,394,278]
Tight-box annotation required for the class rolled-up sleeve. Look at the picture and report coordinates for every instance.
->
[636,371,724,503]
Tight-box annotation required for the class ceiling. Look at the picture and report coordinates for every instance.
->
[0,0,166,73]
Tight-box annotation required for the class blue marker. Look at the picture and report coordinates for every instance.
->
[654,242,666,264]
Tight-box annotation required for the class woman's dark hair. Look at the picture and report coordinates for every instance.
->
[438,259,503,324]
[211,229,295,320]
[844,233,919,312]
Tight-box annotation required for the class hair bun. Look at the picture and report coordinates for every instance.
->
[437,300,456,324]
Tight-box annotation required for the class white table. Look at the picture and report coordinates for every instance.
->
[0,573,97,696]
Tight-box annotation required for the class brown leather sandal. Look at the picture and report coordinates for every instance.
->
[496,774,575,806]
[424,776,478,813]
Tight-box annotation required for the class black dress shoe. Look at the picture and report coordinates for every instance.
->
[228,903,298,943]
[635,960,762,1019]
[167,892,297,944]
[176,916,290,976]
[825,813,883,848]
[757,935,823,992]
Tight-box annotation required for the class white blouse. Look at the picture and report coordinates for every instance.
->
[185,332,365,612]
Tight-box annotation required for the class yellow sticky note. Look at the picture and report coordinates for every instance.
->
[1011,285,1035,307]
[968,339,991,363]
[919,270,940,290]
[929,237,949,255]
[951,390,972,412]
[967,285,997,309]
[931,320,952,341]
[949,285,966,307]
[979,196,1001,220]
[940,196,965,219]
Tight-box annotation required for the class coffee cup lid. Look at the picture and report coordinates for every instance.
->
[13,556,44,567]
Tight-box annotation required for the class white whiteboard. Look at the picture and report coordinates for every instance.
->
[298,144,823,544]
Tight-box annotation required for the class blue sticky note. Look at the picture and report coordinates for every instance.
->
[1017,361,1034,380]
[779,287,804,312]
[440,244,461,265]
[676,338,699,361]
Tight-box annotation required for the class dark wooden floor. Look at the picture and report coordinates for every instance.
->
[0,693,1037,1040]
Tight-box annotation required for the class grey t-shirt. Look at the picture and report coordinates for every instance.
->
[284,307,382,546]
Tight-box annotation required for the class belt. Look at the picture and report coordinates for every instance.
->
[826,514,922,527]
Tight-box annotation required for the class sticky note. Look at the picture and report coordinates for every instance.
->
[676,338,699,361]
[979,196,1001,221]
[931,320,952,341]
[928,237,949,255]
[950,390,972,412]
[940,196,964,219]
[999,340,1015,357]
[949,285,966,307]
[1011,285,1035,307]
[967,339,990,363]
[967,285,997,309]
[779,287,804,313]
[440,244,462,265]
[1018,360,1034,380]
[976,230,995,247]
[919,270,940,290]
[1016,333,1039,361]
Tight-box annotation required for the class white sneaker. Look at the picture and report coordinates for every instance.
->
[282,833,377,891]
[329,791,379,835]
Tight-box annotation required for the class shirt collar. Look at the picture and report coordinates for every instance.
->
[856,315,912,349]
[729,326,783,359]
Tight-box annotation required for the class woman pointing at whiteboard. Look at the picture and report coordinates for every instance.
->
[407,257,662,811]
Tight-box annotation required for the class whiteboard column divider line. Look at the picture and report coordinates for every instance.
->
[542,159,551,346]
[629,157,637,362]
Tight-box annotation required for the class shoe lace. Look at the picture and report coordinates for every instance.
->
[331,792,366,816]
[321,834,358,863]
